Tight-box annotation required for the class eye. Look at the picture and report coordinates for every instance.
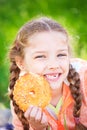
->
[57,53,67,57]
[34,55,46,59]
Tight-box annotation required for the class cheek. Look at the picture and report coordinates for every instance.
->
[26,62,45,74]
[61,60,69,74]
[65,62,69,75]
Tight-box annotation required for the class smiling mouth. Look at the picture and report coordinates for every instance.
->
[44,73,61,82]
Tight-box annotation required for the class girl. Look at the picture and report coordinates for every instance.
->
[8,16,87,130]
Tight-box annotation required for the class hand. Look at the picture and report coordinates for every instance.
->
[24,105,48,130]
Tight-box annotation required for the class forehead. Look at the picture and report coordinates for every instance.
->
[28,31,68,47]
[24,31,69,56]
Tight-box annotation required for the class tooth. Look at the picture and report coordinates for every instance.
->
[46,74,58,79]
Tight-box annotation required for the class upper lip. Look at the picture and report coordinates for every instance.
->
[43,72,62,76]
[43,72,61,78]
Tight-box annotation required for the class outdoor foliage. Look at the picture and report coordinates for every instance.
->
[0,0,87,107]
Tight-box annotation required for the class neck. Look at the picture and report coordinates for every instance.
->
[50,86,63,107]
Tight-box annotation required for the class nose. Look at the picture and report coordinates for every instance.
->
[47,58,59,70]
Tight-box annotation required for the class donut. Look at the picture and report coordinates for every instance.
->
[13,73,51,112]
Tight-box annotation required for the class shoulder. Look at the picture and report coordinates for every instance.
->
[70,58,87,105]
[70,58,87,72]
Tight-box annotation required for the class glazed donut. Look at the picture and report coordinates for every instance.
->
[13,73,51,112]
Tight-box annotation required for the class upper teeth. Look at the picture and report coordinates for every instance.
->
[46,74,58,79]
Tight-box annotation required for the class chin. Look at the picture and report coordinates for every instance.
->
[49,81,62,90]
[50,85,60,90]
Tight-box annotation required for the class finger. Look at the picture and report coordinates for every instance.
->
[41,112,48,125]
[24,105,33,118]
[30,106,39,120]
[35,107,42,122]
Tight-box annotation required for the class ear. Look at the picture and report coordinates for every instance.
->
[15,56,25,71]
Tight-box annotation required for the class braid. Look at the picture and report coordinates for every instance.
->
[9,48,29,130]
[68,64,87,130]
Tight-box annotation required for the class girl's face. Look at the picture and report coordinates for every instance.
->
[23,31,70,90]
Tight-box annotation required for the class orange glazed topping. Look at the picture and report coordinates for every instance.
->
[13,73,51,112]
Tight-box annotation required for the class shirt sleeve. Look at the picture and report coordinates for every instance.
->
[10,101,34,130]
[70,58,87,127]
[10,101,24,130]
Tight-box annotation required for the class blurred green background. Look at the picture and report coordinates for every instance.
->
[0,0,87,108]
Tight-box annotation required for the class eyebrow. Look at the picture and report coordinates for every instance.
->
[58,49,68,52]
[32,51,47,54]
[32,49,68,55]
